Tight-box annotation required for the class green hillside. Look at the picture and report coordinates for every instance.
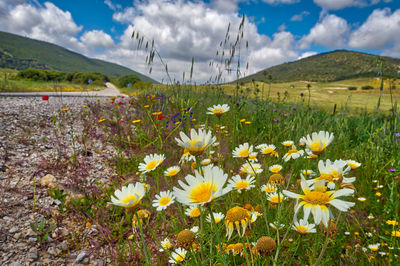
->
[0,31,157,83]
[240,50,400,83]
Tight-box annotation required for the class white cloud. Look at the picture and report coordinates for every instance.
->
[291,11,310,21]
[313,0,388,10]
[297,51,317,60]
[80,30,115,49]
[349,8,400,50]
[210,0,243,12]
[104,0,121,11]
[299,14,349,49]
[113,7,136,23]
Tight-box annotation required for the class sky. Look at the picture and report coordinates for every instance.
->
[0,0,399,83]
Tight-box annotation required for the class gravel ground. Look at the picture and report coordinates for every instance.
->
[0,96,119,266]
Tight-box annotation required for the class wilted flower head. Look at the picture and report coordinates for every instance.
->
[225,206,251,240]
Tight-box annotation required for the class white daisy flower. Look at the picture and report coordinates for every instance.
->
[301,169,316,177]
[159,238,173,252]
[179,149,196,164]
[283,175,355,227]
[358,197,366,202]
[270,222,285,231]
[240,162,263,176]
[248,152,258,162]
[110,182,145,209]
[282,146,304,161]
[282,140,294,147]
[228,175,256,193]
[302,131,334,155]
[169,248,187,264]
[206,212,225,224]
[269,164,282,173]
[190,226,199,233]
[232,143,253,159]
[175,128,216,156]
[267,192,286,204]
[201,158,212,166]
[152,191,175,211]
[292,219,316,234]
[173,166,231,206]
[257,144,278,157]
[185,206,201,218]
[138,154,165,173]
[368,243,380,252]
[308,159,354,190]
[346,160,361,169]
[250,211,262,223]
[261,184,277,194]
[207,104,230,117]
[164,166,181,177]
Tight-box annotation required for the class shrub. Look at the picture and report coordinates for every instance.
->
[348,86,357,91]
[361,85,374,90]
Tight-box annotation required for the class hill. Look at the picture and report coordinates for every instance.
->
[240,50,400,83]
[0,31,157,83]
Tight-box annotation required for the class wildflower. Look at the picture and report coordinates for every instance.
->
[201,158,211,166]
[120,119,125,123]
[225,243,245,256]
[61,108,70,111]
[389,168,396,173]
[42,95,49,101]
[368,243,380,252]
[173,166,231,206]
[138,154,165,173]
[185,206,201,218]
[160,238,173,252]
[98,118,106,123]
[152,191,175,211]
[269,164,282,173]
[282,140,294,147]
[110,182,145,209]
[269,222,285,231]
[190,226,199,234]
[267,192,286,206]
[132,209,151,232]
[179,149,196,164]
[261,184,277,194]
[248,152,258,161]
[386,220,399,226]
[283,176,355,227]
[245,121,252,125]
[228,175,255,193]
[169,248,186,264]
[240,162,263,176]
[225,206,251,239]
[347,160,361,169]
[253,236,276,256]
[177,230,196,250]
[292,219,316,234]
[391,231,400,237]
[376,192,382,197]
[232,143,253,159]
[250,211,261,223]
[302,131,334,155]
[358,197,366,202]
[152,111,162,116]
[132,119,141,124]
[368,213,375,220]
[176,128,216,156]
[206,212,225,224]
[282,146,304,161]
[207,104,230,117]
[144,105,150,108]
[164,166,181,177]
[268,174,285,185]
[309,159,354,190]
[240,118,246,122]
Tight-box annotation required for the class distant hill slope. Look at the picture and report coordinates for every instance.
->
[240,50,400,83]
[0,31,157,83]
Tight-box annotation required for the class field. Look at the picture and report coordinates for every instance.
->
[0,68,105,92]
[9,84,398,265]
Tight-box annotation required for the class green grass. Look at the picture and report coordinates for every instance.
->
[43,84,400,265]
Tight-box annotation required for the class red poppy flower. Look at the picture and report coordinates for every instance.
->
[129,101,134,105]
[120,119,125,123]
[42,95,49,101]
[158,114,164,120]
[155,123,159,126]
[118,101,124,105]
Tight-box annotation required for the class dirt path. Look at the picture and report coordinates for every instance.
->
[0,82,128,97]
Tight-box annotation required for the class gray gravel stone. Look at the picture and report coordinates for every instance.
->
[76,251,87,262]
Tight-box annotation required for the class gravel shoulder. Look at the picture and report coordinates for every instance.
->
[0,96,119,265]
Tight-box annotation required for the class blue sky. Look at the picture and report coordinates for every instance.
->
[0,0,399,82]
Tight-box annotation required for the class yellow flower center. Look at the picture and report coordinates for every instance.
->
[122,195,137,204]
[303,191,331,205]
[287,149,298,155]
[271,167,281,173]
[238,149,249,158]
[189,208,201,217]
[269,195,284,204]
[225,206,250,223]
[159,197,171,206]
[215,217,222,224]
[189,182,217,203]
[309,141,326,152]
[176,253,185,262]
[318,173,334,182]
[213,108,224,114]
[146,161,158,171]
[168,169,179,176]
[264,186,276,193]
[235,180,250,190]
[263,148,273,154]
[296,225,309,233]
[249,154,257,160]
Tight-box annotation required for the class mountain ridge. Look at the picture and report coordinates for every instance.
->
[0,31,157,83]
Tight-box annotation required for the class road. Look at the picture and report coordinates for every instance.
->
[0,82,128,97]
